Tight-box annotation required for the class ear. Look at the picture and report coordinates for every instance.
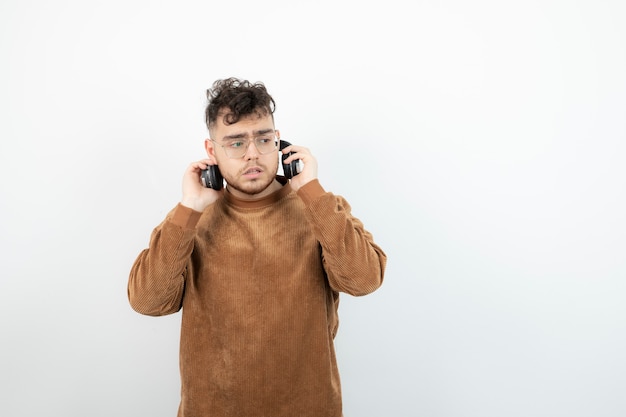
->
[275,129,280,140]
[205,139,216,160]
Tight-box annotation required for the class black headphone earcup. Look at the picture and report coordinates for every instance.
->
[279,140,300,179]
[282,153,294,179]
[201,165,223,190]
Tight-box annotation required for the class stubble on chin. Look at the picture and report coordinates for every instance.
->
[226,175,275,196]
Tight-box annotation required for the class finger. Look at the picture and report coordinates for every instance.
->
[284,151,311,164]
[282,154,301,164]
[191,159,213,170]
[282,145,310,154]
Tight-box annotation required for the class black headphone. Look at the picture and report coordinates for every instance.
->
[200,162,224,190]
[279,140,301,180]
[200,140,300,190]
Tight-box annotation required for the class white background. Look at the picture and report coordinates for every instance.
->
[1,1,625,416]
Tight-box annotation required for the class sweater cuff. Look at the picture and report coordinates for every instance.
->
[296,179,326,205]
[169,203,203,229]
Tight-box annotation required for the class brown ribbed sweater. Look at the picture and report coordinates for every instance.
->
[128,178,386,417]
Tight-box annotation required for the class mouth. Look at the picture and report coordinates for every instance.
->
[243,166,263,177]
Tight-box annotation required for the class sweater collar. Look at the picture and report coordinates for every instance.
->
[223,176,292,208]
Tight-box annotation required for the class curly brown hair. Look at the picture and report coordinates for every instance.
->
[205,78,276,132]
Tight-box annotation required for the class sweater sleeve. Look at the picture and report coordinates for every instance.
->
[297,180,387,296]
[127,203,202,316]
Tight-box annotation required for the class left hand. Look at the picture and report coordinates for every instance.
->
[281,143,318,191]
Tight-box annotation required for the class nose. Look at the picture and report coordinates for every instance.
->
[244,140,259,160]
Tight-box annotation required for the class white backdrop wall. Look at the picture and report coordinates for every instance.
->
[1,1,625,416]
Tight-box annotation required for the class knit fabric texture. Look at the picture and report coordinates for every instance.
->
[128,178,386,417]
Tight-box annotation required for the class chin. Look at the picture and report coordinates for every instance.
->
[231,177,275,196]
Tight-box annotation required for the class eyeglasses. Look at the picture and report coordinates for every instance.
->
[211,135,279,159]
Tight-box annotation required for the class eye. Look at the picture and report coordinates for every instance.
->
[257,137,272,144]
[228,141,245,149]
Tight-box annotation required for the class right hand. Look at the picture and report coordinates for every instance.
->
[180,159,222,212]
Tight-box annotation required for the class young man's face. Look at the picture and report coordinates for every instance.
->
[205,111,281,199]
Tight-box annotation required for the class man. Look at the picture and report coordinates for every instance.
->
[128,77,387,417]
